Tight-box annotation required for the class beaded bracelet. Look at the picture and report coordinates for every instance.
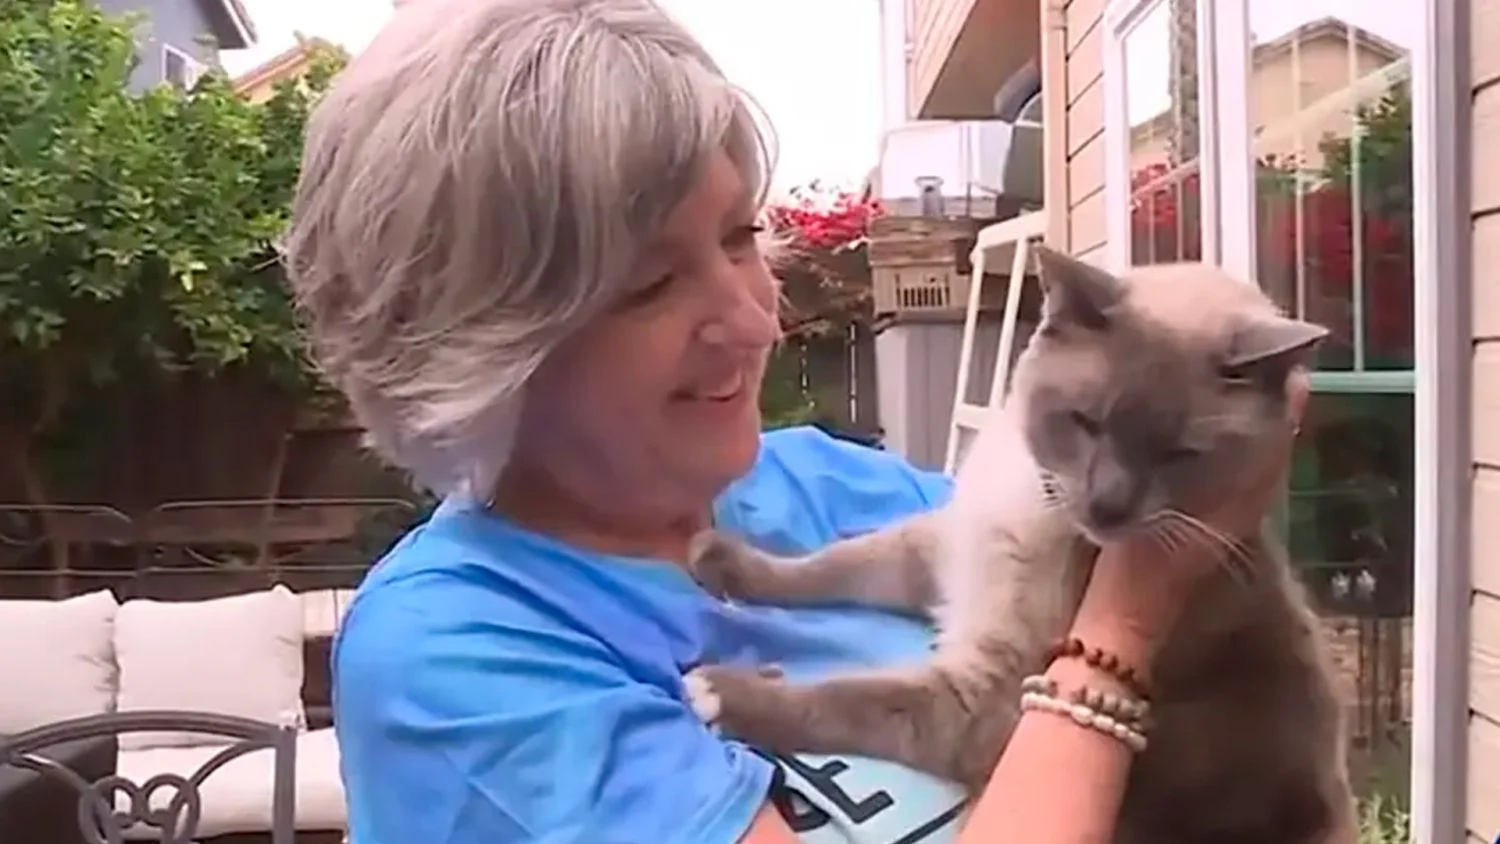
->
[1045,636,1152,701]
[1020,687,1150,752]
[1021,675,1152,732]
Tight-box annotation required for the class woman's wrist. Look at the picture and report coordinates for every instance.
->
[1073,538,1204,672]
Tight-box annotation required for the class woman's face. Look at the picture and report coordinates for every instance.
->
[515,150,779,519]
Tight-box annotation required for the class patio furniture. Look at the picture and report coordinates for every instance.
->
[0,586,355,843]
[0,711,297,844]
[0,735,116,844]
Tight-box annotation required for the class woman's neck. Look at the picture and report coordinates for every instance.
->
[489,460,710,564]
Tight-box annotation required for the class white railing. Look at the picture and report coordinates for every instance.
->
[943,209,1048,474]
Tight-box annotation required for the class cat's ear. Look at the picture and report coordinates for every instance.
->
[1033,245,1125,331]
[1224,313,1328,375]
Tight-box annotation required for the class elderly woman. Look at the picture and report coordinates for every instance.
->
[284,1,1300,842]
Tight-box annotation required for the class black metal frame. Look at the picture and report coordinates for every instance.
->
[1,710,297,844]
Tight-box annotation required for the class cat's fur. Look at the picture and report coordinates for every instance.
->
[684,248,1356,844]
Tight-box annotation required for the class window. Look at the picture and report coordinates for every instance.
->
[1102,0,1216,269]
[1104,0,1421,801]
[1223,7,1417,792]
[162,44,206,91]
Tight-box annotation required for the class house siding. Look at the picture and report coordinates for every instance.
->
[1047,0,1106,263]
[1469,0,1500,839]
[95,0,216,90]
[909,0,974,116]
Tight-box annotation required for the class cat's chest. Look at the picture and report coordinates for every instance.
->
[931,512,1089,646]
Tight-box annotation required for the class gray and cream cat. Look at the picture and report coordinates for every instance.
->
[684,248,1355,844]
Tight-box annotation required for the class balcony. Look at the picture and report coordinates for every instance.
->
[873,119,1043,217]
[908,0,1040,119]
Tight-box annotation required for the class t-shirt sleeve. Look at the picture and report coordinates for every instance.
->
[333,579,774,844]
[715,426,955,555]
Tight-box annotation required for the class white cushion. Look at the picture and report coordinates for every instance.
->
[116,727,345,838]
[300,589,356,639]
[0,590,118,733]
[114,586,305,750]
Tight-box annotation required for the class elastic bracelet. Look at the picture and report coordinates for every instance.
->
[1021,675,1152,732]
[1019,688,1149,753]
[1045,636,1152,701]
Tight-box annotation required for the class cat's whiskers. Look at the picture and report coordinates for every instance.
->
[1139,516,1187,561]
[1143,510,1256,585]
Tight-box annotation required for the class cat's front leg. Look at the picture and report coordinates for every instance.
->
[684,656,1019,791]
[689,513,943,616]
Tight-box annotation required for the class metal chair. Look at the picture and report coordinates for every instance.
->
[0,710,297,844]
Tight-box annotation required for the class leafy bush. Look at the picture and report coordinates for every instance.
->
[1356,793,1411,844]
[0,0,342,505]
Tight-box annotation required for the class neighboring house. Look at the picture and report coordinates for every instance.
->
[1130,19,1404,172]
[233,35,340,103]
[905,0,1480,842]
[95,0,257,90]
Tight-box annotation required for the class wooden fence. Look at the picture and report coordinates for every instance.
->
[764,322,881,439]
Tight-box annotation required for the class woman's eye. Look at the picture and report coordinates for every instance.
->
[1069,410,1101,436]
[618,273,675,309]
[724,224,765,254]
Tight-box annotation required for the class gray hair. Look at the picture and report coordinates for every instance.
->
[283,0,773,496]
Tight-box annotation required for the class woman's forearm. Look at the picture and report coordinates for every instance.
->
[959,657,1138,844]
[961,543,1172,844]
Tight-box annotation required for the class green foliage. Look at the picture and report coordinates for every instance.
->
[1254,86,1411,212]
[1356,793,1411,844]
[759,346,820,429]
[0,0,339,440]
[1319,86,1413,222]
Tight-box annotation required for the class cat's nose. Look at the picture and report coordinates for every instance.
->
[1086,497,1136,530]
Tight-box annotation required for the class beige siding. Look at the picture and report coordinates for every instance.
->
[1471,0,1500,836]
[1050,0,1110,256]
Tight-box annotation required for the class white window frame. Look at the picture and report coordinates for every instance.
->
[1101,0,1226,274]
[161,44,206,90]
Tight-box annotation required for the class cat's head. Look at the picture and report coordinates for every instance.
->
[1014,247,1325,545]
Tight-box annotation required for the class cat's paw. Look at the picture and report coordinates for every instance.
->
[687,530,773,600]
[683,667,722,723]
[682,664,787,727]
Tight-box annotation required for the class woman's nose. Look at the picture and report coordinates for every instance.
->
[697,268,780,349]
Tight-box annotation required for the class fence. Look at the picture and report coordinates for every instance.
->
[0,498,422,601]
[764,322,882,440]
[1290,480,1414,797]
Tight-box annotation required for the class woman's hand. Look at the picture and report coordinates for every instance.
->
[1072,368,1312,665]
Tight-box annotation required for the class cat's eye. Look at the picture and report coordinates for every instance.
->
[1069,410,1101,436]
[1218,364,1255,386]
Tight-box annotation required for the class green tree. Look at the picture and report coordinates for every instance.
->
[1318,85,1412,223]
[0,1,340,525]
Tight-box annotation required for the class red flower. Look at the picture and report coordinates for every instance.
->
[765,186,884,252]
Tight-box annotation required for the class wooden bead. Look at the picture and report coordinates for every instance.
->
[1045,636,1153,701]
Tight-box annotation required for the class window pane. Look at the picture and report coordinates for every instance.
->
[1246,10,1414,371]
[1285,390,1412,796]
[1124,0,1204,266]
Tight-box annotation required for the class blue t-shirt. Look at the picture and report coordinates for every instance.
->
[333,426,968,844]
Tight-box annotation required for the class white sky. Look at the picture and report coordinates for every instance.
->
[219,0,1417,189]
[218,0,883,193]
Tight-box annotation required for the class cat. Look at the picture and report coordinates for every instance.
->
[683,247,1356,844]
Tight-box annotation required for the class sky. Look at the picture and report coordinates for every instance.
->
[218,0,1417,191]
[218,0,884,193]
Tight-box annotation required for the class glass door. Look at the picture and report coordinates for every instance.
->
[1217,0,1417,814]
